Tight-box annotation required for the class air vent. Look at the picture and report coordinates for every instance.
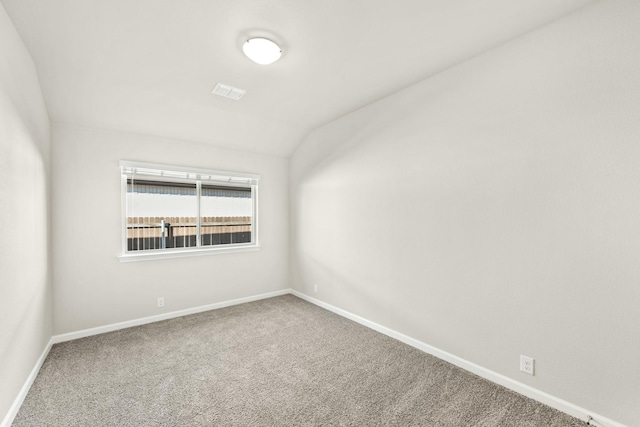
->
[212,83,246,100]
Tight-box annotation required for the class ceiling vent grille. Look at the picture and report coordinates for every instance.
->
[212,83,246,101]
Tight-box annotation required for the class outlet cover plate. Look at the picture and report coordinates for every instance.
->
[520,355,534,375]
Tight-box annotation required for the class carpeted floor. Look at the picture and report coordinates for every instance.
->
[13,295,585,426]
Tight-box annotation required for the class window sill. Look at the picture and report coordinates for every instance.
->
[118,244,261,263]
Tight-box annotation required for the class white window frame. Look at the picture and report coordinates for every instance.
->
[118,160,260,262]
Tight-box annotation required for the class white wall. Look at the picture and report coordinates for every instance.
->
[290,0,640,425]
[0,3,52,422]
[52,123,289,334]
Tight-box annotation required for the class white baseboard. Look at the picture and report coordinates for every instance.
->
[52,289,290,344]
[1,337,54,427]
[290,290,626,427]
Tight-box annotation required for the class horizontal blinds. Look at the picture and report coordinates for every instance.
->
[202,185,251,198]
[120,160,259,186]
[127,180,197,196]
[127,180,250,198]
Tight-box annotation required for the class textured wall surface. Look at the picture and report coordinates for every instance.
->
[51,124,289,334]
[0,3,52,422]
[290,0,640,424]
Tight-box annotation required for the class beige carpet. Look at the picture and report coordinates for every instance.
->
[13,295,585,426]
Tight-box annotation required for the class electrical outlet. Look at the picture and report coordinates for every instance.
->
[313,284,318,294]
[520,355,534,375]
[157,297,165,308]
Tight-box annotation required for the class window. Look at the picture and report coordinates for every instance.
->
[119,161,259,261]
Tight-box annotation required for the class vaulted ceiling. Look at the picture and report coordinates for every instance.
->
[2,0,593,156]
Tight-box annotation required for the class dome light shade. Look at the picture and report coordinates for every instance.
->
[243,38,282,65]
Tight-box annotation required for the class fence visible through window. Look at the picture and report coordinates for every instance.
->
[126,216,252,251]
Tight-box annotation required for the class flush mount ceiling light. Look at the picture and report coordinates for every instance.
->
[243,37,282,65]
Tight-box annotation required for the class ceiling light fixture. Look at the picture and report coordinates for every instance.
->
[243,37,282,65]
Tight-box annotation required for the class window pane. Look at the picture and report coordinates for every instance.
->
[126,179,197,251]
[200,185,252,246]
